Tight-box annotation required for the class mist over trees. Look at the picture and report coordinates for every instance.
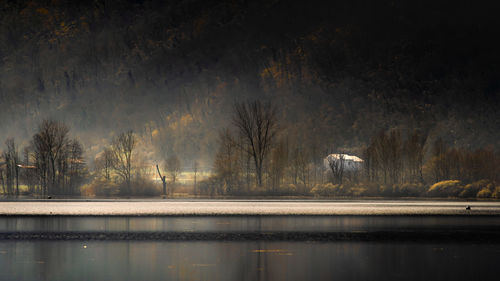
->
[0,120,87,197]
[233,101,278,187]
[0,0,499,169]
[111,131,135,194]
[95,147,113,181]
[199,100,499,198]
[2,139,20,196]
[87,130,162,197]
[0,112,498,199]
[165,154,182,194]
[0,1,498,198]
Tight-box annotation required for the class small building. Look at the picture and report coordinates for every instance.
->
[324,153,364,172]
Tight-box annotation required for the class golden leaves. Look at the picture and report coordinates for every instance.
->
[151,129,159,138]
[36,8,49,15]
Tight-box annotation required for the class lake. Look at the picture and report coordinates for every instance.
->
[1,240,498,281]
[0,200,499,280]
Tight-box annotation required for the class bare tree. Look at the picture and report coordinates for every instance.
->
[327,153,345,184]
[213,129,240,194]
[364,130,401,185]
[156,164,167,197]
[22,146,37,194]
[0,162,5,195]
[111,130,136,194]
[232,100,278,187]
[32,120,69,195]
[95,147,114,181]
[32,137,47,196]
[430,137,450,182]
[165,154,181,194]
[374,131,391,185]
[3,138,19,196]
[236,134,252,192]
[193,160,199,195]
[270,141,287,192]
[290,147,310,187]
[67,139,85,194]
[404,130,426,183]
[387,130,403,184]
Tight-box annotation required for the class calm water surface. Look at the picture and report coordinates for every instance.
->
[1,201,499,280]
[1,216,500,233]
[0,240,498,281]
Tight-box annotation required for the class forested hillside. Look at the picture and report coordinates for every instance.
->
[1,0,499,168]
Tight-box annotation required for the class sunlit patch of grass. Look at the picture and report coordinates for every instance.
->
[0,184,31,195]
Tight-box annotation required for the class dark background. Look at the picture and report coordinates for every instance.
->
[1,0,499,165]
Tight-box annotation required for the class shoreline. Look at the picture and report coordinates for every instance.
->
[1,200,500,216]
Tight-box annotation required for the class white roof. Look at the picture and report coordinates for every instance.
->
[326,154,364,162]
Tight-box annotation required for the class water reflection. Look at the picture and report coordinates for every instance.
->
[1,216,499,233]
[0,240,497,281]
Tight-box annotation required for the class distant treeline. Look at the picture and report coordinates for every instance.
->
[1,120,86,197]
[1,102,499,198]
[195,101,500,199]
[0,120,160,197]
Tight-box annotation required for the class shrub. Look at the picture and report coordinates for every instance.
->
[459,184,480,198]
[80,179,120,197]
[131,179,161,197]
[283,184,297,194]
[398,183,425,197]
[379,185,394,197]
[298,184,313,195]
[197,177,220,196]
[80,183,96,197]
[477,188,492,198]
[357,182,380,196]
[271,184,301,196]
[81,177,162,197]
[470,179,492,189]
[427,180,463,197]
[350,187,368,197]
[458,180,492,198]
[492,186,500,199]
[311,183,340,197]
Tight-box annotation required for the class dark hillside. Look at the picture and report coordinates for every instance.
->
[0,0,498,165]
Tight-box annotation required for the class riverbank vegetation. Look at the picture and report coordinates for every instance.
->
[197,101,500,199]
[1,103,499,199]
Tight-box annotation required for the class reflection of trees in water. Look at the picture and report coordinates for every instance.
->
[4,240,500,280]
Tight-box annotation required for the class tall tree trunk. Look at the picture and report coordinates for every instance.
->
[15,165,19,197]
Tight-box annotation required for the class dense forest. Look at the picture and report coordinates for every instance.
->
[0,0,498,198]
